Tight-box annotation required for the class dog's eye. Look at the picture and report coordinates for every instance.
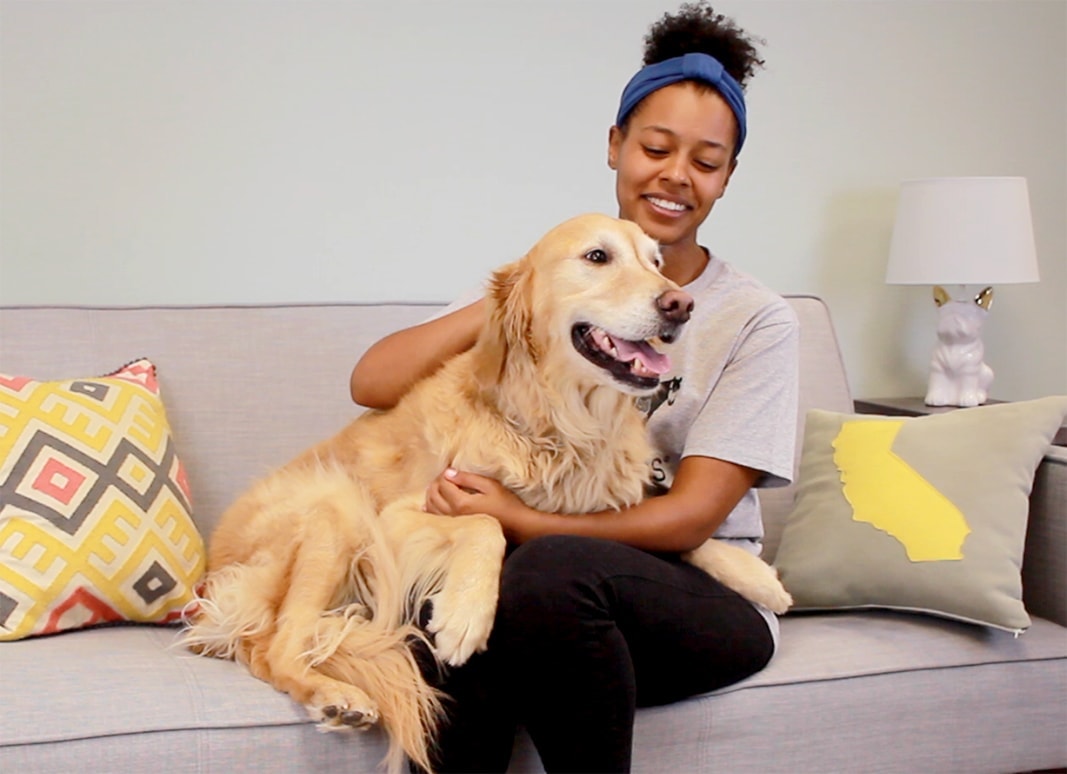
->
[584,249,610,264]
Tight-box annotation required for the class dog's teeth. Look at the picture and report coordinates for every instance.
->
[630,359,654,378]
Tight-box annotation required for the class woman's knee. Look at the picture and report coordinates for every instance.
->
[500,535,620,592]
[505,534,599,573]
[495,536,621,630]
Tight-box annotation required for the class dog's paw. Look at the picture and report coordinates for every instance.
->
[684,539,794,614]
[713,560,793,614]
[752,578,794,615]
[307,684,380,732]
[426,589,496,667]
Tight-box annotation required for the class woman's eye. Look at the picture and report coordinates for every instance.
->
[584,249,610,264]
[643,146,668,157]
[695,160,719,172]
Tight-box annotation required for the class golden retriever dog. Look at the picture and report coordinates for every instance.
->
[182,213,792,773]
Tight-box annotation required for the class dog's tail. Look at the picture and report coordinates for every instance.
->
[179,563,276,659]
[306,604,445,774]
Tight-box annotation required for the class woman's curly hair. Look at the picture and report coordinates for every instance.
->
[643,2,765,89]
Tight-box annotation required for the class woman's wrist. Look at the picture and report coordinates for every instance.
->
[502,502,545,544]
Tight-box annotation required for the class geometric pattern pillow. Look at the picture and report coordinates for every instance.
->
[774,396,1067,634]
[0,359,205,640]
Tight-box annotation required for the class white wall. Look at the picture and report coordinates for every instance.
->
[2,0,1065,401]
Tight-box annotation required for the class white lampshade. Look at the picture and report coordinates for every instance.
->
[886,176,1040,285]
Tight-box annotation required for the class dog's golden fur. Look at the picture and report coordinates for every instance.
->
[182,213,791,773]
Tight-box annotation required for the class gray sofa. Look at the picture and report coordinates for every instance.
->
[1,298,1064,773]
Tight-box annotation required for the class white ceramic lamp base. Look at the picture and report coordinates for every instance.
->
[924,286,994,408]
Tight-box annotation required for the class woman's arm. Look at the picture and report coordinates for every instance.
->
[350,298,486,409]
[424,455,759,553]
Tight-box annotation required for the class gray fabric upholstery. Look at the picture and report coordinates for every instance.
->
[757,295,854,563]
[0,303,434,537]
[1023,445,1067,625]
[1,299,1064,773]
[1,626,391,772]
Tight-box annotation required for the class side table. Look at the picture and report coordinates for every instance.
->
[854,397,1067,447]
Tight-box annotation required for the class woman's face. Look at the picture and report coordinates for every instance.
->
[608,81,737,252]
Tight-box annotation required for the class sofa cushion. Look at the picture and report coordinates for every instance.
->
[0,359,205,640]
[0,624,392,771]
[1,615,1063,773]
[774,396,1067,633]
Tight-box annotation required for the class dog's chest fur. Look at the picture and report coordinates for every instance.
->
[490,419,650,515]
[334,354,652,517]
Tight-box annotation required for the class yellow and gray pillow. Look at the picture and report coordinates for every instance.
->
[775,396,1067,633]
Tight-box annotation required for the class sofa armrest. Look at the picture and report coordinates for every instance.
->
[1021,446,1067,627]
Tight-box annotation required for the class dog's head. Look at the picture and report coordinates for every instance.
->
[478,213,692,397]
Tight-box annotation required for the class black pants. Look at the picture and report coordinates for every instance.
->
[426,535,775,773]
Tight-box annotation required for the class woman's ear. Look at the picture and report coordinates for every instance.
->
[607,125,622,170]
[718,157,738,198]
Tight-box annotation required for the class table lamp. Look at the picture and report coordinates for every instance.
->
[885,176,1040,407]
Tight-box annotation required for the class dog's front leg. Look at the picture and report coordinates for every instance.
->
[381,497,507,666]
[428,513,507,666]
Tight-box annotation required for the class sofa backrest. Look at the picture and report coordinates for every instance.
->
[0,297,853,551]
[759,296,853,560]
[1,303,435,538]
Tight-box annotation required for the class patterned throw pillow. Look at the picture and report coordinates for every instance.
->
[0,359,205,640]
[774,396,1067,633]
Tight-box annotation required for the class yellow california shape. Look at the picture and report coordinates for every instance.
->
[833,419,970,562]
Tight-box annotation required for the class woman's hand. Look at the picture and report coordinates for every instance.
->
[424,468,535,542]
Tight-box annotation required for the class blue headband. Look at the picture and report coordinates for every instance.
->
[615,52,747,156]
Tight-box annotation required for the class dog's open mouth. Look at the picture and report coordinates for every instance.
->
[572,323,671,390]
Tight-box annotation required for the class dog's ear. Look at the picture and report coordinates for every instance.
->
[974,286,994,311]
[933,286,951,307]
[473,259,536,388]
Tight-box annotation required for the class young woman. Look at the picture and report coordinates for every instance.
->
[350,4,799,772]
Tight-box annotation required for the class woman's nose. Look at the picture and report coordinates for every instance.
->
[660,156,689,186]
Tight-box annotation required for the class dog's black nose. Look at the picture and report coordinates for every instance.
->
[657,290,694,325]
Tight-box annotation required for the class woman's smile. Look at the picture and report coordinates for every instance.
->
[644,194,692,216]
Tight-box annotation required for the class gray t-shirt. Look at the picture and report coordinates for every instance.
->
[642,254,799,546]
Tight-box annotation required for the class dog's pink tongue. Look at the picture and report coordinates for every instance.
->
[611,337,671,375]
